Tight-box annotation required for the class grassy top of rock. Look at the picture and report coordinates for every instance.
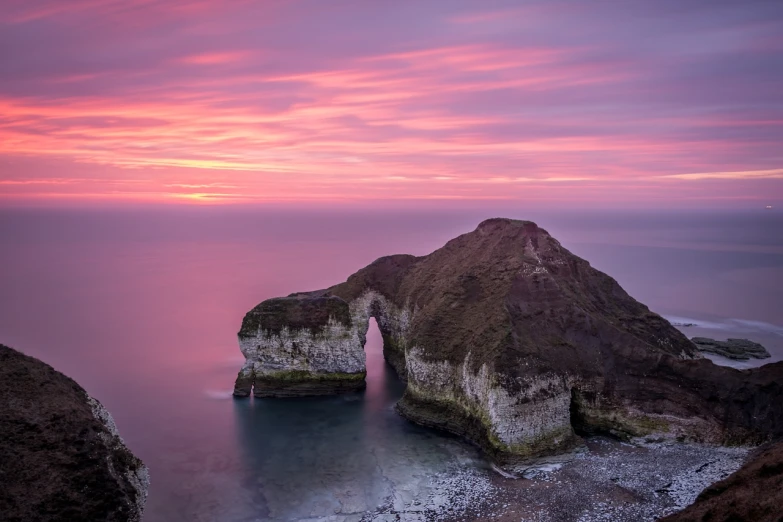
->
[238,294,351,337]
[328,218,698,380]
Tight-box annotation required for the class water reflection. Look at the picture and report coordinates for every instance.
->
[232,319,419,520]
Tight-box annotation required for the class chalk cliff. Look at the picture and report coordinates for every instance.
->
[234,218,783,466]
[0,344,149,522]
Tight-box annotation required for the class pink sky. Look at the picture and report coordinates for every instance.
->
[1,0,782,207]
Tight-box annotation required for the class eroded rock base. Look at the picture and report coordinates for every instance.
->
[253,372,367,398]
[397,390,582,469]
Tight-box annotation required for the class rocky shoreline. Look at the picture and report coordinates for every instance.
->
[662,441,783,522]
[346,437,751,522]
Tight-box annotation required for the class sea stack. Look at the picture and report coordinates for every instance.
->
[234,218,783,467]
[0,344,149,522]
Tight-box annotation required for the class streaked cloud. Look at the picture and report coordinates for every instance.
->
[0,0,781,206]
[178,51,257,65]
[661,169,783,180]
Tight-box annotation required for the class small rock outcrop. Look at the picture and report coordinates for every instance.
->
[0,344,149,522]
[234,219,783,468]
[662,441,783,522]
[692,337,772,360]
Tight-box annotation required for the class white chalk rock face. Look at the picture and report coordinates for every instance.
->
[399,348,578,463]
[233,291,411,397]
[88,396,151,520]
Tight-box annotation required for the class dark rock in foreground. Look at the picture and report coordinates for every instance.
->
[692,337,771,360]
[234,218,783,469]
[0,344,148,522]
[661,441,783,522]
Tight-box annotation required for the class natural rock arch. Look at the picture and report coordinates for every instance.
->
[233,289,410,397]
[233,219,783,470]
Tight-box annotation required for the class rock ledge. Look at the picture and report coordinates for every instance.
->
[692,337,771,360]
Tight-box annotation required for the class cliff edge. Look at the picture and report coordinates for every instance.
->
[0,344,149,522]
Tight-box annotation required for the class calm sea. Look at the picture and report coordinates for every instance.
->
[1,208,781,521]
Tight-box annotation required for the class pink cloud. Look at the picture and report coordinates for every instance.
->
[0,1,781,206]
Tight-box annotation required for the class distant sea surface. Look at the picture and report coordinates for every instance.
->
[1,208,781,521]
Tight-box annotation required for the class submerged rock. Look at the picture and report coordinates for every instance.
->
[234,218,783,468]
[0,344,149,522]
[692,337,771,360]
[661,441,783,522]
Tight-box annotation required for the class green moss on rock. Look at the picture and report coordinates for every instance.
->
[261,370,366,383]
[253,370,367,398]
[398,387,580,464]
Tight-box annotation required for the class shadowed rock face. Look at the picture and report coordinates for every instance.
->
[0,344,148,522]
[234,218,783,465]
[661,441,783,522]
